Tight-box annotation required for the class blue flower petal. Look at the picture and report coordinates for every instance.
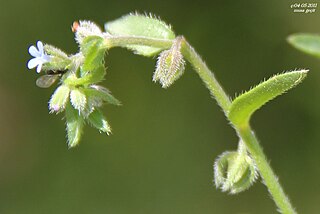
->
[29,45,40,57]
[37,41,44,55]
[36,63,42,73]
[27,58,41,69]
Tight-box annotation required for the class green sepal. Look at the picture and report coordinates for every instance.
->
[64,65,106,86]
[228,156,257,194]
[105,13,175,56]
[43,44,71,71]
[228,70,308,126]
[65,102,84,148]
[288,33,320,58]
[87,109,111,134]
[80,36,106,71]
[70,88,87,112]
[214,151,237,188]
[84,85,121,106]
[48,84,70,113]
[80,85,120,117]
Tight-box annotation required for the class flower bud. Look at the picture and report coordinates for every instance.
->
[49,85,70,113]
[74,20,103,45]
[214,151,258,194]
[70,88,87,113]
[153,37,185,88]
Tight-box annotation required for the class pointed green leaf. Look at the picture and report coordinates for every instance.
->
[87,109,111,134]
[288,33,320,58]
[80,36,106,71]
[105,13,175,56]
[228,70,308,126]
[70,88,87,112]
[65,102,84,148]
[49,85,70,113]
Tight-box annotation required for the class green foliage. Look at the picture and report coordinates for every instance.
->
[88,109,111,134]
[83,85,121,106]
[288,33,320,58]
[105,13,175,56]
[65,102,84,148]
[64,65,106,86]
[27,15,310,213]
[81,36,106,71]
[228,70,308,126]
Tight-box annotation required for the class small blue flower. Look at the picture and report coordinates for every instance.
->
[27,41,51,73]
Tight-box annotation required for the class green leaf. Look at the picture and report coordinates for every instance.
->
[70,88,87,112]
[49,85,70,113]
[80,36,106,71]
[65,102,84,148]
[105,13,175,56]
[228,70,308,126]
[87,109,111,134]
[288,33,320,58]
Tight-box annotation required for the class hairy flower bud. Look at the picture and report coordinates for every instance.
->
[74,20,104,45]
[49,85,70,113]
[153,37,185,88]
[70,88,87,113]
[214,150,258,194]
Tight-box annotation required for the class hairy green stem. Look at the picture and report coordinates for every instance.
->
[105,35,297,214]
[180,37,232,113]
[238,124,296,214]
[104,35,173,50]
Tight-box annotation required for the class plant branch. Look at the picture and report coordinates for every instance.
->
[104,35,297,214]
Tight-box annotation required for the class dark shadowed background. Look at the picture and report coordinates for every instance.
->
[0,0,319,213]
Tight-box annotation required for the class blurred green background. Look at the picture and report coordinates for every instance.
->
[0,0,320,213]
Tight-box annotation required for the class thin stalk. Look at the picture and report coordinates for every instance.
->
[104,35,173,50]
[180,37,232,113]
[238,124,296,214]
[105,35,297,214]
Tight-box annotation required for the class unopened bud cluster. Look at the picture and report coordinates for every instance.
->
[27,14,187,147]
[214,142,258,194]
